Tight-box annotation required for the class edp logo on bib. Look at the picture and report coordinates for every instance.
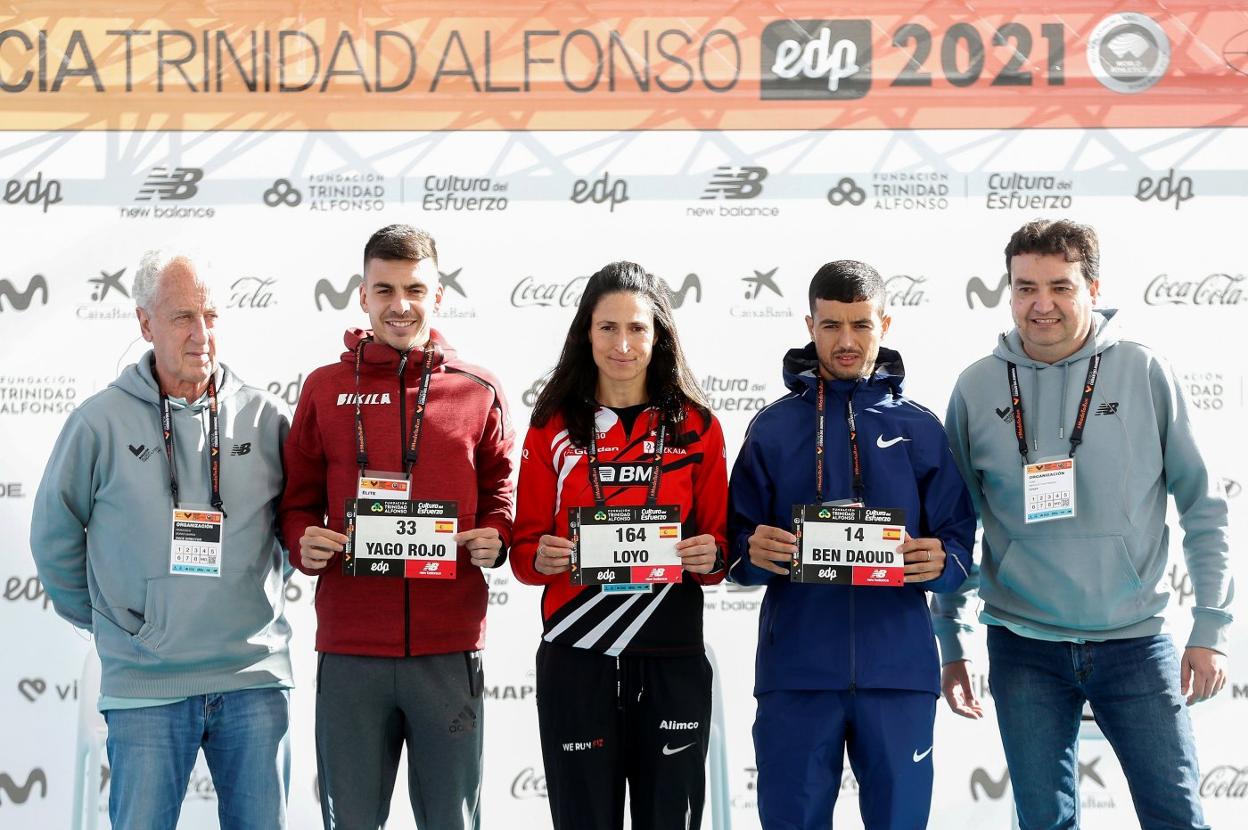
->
[760,20,872,100]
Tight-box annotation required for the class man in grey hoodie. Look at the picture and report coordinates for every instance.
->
[31,251,293,830]
[933,219,1231,830]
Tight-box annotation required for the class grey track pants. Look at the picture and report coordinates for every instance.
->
[315,651,484,830]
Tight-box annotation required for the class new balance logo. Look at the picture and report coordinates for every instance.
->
[314,274,363,311]
[995,407,1011,422]
[966,274,1009,309]
[661,273,702,308]
[137,167,203,202]
[0,275,49,311]
[701,166,767,200]
[646,568,667,579]
[128,444,158,462]
[230,443,251,456]
[869,569,887,579]
[421,562,441,574]
[1095,402,1119,415]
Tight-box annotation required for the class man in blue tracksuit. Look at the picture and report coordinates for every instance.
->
[728,260,976,830]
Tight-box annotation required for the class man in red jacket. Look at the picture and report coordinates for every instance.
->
[279,225,514,830]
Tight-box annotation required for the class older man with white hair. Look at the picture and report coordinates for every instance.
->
[31,250,294,830]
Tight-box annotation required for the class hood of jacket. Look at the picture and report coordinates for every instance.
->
[993,308,1122,368]
[338,327,455,375]
[782,342,906,402]
[110,350,241,410]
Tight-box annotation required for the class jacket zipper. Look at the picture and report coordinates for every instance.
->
[848,383,857,693]
[397,348,412,657]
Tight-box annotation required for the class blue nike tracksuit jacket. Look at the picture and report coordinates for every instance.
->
[728,344,976,829]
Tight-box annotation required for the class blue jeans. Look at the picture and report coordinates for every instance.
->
[103,688,290,830]
[987,626,1207,830]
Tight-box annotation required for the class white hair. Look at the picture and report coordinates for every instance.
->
[133,249,214,311]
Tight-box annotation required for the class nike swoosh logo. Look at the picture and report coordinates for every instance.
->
[913,746,933,762]
[876,435,911,448]
[662,742,696,756]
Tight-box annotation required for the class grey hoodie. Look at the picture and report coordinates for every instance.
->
[31,354,293,698]
[933,310,1233,661]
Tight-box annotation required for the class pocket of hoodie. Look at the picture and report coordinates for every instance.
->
[132,573,275,664]
[995,534,1142,630]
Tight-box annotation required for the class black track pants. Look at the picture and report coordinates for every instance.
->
[535,641,712,830]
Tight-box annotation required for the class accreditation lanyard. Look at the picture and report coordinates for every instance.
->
[587,410,667,508]
[814,380,865,505]
[1006,352,1102,463]
[159,371,226,518]
[353,339,435,478]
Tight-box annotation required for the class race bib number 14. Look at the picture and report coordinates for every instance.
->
[792,504,906,586]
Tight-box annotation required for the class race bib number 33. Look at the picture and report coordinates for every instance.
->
[569,505,682,586]
[343,498,459,579]
[792,505,906,586]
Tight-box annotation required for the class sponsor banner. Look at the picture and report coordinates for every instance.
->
[1,3,1246,130]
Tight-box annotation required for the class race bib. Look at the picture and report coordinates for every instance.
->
[343,498,459,579]
[170,508,223,577]
[569,505,682,588]
[792,504,906,587]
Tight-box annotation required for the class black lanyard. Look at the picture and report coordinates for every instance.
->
[353,339,435,478]
[588,409,667,508]
[157,361,225,518]
[1006,352,1102,463]
[814,380,864,504]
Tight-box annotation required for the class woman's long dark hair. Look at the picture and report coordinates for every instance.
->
[532,261,709,448]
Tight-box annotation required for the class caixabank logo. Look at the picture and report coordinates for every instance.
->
[760,20,871,99]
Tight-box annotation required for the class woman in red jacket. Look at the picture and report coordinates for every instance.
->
[511,261,729,830]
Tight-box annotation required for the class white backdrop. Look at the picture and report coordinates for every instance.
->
[0,126,1245,828]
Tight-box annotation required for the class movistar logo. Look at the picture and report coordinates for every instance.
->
[314,273,363,311]
[966,273,1009,309]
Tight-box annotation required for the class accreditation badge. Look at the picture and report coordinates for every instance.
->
[170,508,224,576]
[1023,457,1076,523]
[342,498,459,579]
[568,505,683,591]
[357,470,411,500]
[791,504,906,586]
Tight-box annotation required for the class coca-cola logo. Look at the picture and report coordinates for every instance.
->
[510,766,547,799]
[1201,765,1248,798]
[1144,274,1247,306]
[227,276,277,309]
[510,276,588,309]
[883,274,928,307]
